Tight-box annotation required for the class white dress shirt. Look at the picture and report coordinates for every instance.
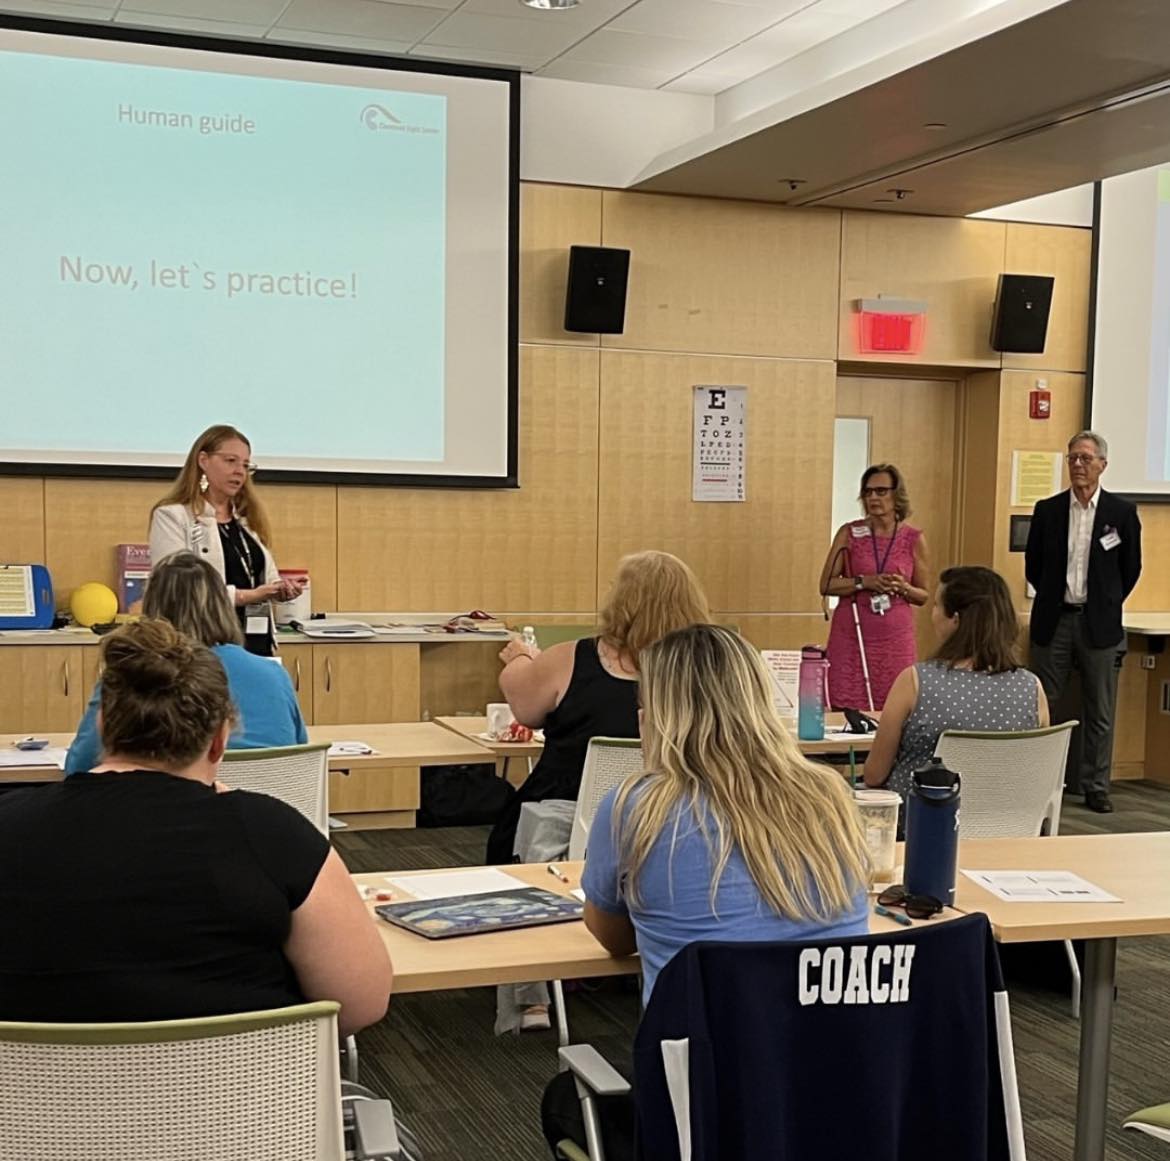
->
[1065,487,1099,604]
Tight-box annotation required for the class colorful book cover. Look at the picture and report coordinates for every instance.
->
[375,887,582,940]
[116,543,151,614]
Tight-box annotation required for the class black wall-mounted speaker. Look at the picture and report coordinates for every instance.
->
[990,273,1054,354]
[564,245,630,334]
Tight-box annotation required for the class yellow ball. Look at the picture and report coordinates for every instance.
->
[71,582,118,628]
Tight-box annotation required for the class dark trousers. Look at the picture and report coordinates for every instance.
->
[1030,612,1125,796]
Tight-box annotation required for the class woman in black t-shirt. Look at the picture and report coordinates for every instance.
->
[0,620,391,1035]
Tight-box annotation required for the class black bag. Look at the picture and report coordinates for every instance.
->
[418,764,514,828]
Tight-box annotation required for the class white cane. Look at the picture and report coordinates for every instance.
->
[850,595,875,712]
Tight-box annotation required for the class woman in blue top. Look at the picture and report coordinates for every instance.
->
[546,626,871,1158]
[582,623,870,1003]
[66,552,307,775]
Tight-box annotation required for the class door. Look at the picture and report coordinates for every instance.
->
[836,376,958,657]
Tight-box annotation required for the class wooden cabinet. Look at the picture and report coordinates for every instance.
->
[311,643,420,725]
[0,646,86,732]
[310,644,422,819]
[278,644,314,724]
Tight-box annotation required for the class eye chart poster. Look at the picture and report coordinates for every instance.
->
[693,385,747,502]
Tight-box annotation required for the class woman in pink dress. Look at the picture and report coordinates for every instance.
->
[818,464,930,710]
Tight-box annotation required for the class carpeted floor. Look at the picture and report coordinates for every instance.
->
[335,781,1170,1161]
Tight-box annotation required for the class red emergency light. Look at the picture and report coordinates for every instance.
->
[855,297,928,355]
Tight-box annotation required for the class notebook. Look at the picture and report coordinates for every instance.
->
[375,887,582,940]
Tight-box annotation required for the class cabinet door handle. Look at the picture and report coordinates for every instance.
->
[325,657,332,694]
[62,660,70,698]
[294,657,301,691]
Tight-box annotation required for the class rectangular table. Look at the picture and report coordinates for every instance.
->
[0,721,496,788]
[361,836,1170,1161]
[354,860,938,994]
[954,833,1170,1161]
[435,712,878,760]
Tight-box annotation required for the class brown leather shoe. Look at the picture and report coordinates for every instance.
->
[1085,791,1114,814]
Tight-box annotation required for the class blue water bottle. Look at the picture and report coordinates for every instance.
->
[797,646,828,741]
[904,758,961,907]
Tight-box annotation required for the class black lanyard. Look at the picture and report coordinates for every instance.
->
[870,522,900,575]
[218,520,261,587]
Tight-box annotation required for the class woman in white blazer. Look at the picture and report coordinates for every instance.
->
[149,425,302,653]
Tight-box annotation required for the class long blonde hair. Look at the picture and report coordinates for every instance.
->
[151,424,272,546]
[615,625,869,919]
[597,551,710,668]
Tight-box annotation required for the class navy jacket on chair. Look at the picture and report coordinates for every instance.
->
[632,914,1024,1161]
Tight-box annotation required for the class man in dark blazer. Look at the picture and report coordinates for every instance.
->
[1025,431,1142,813]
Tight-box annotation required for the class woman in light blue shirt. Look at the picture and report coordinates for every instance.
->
[66,552,306,775]
[582,623,871,1003]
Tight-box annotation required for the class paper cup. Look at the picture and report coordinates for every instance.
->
[854,788,901,891]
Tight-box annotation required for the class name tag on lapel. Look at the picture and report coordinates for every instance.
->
[1100,529,1121,551]
[850,524,872,539]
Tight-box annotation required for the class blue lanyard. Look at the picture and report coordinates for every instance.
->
[871,522,900,575]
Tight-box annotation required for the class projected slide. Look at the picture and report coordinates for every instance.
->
[1147,172,1170,481]
[0,25,515,483]
[1092,163,1170,497]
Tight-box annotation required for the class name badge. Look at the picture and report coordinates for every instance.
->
[1100,530,1121,551]
[850,524,872,539]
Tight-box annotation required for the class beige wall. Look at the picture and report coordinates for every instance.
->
[0,187,1101,656]
[16,182,1165,770]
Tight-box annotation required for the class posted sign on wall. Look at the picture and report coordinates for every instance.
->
[693,385,746,502]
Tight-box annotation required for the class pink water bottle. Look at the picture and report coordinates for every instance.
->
[798,645,828,741]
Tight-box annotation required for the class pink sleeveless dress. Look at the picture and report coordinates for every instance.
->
[826,521,921,711]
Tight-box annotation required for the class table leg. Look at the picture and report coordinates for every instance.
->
[1074,937,1117,1161]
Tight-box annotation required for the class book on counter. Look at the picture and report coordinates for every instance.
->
[115,544,151,613]
[375,887,582,939]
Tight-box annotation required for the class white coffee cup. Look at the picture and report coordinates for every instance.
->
[486,703,515,741]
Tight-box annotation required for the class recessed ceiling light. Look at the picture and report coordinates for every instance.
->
[520,0,580,9]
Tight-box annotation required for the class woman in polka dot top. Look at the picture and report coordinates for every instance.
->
[863,565,1047,814]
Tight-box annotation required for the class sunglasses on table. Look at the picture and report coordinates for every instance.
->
[876,884,943,920]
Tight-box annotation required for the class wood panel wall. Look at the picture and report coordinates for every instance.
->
[6,187,1107,667]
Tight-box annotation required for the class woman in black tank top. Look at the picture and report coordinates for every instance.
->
[485,551,710,865]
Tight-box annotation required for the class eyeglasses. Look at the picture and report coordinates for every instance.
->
[1066,454,1100,466]
[861,486,893,497]
[213,453,257,476]
[876,884,943,920]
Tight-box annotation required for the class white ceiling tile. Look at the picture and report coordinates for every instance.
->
[455,0,630,23]
[266,28,414,54]
[663,71,740,94]
[709,0,813,13]
[114,0,287,21]
[276,0,448,41]
[115,10,268,35]
[0,0,113,13]
[538,58,679,87]
[816,0,907,16]
[609,0,778,43]
[420,11,582,54]
[413,43,543,68]
[559,28,713,72]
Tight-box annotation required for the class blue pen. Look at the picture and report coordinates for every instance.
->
[874,903,912,927]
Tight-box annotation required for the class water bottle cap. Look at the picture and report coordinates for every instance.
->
[912,758,960,790]
[801,644,827,660]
